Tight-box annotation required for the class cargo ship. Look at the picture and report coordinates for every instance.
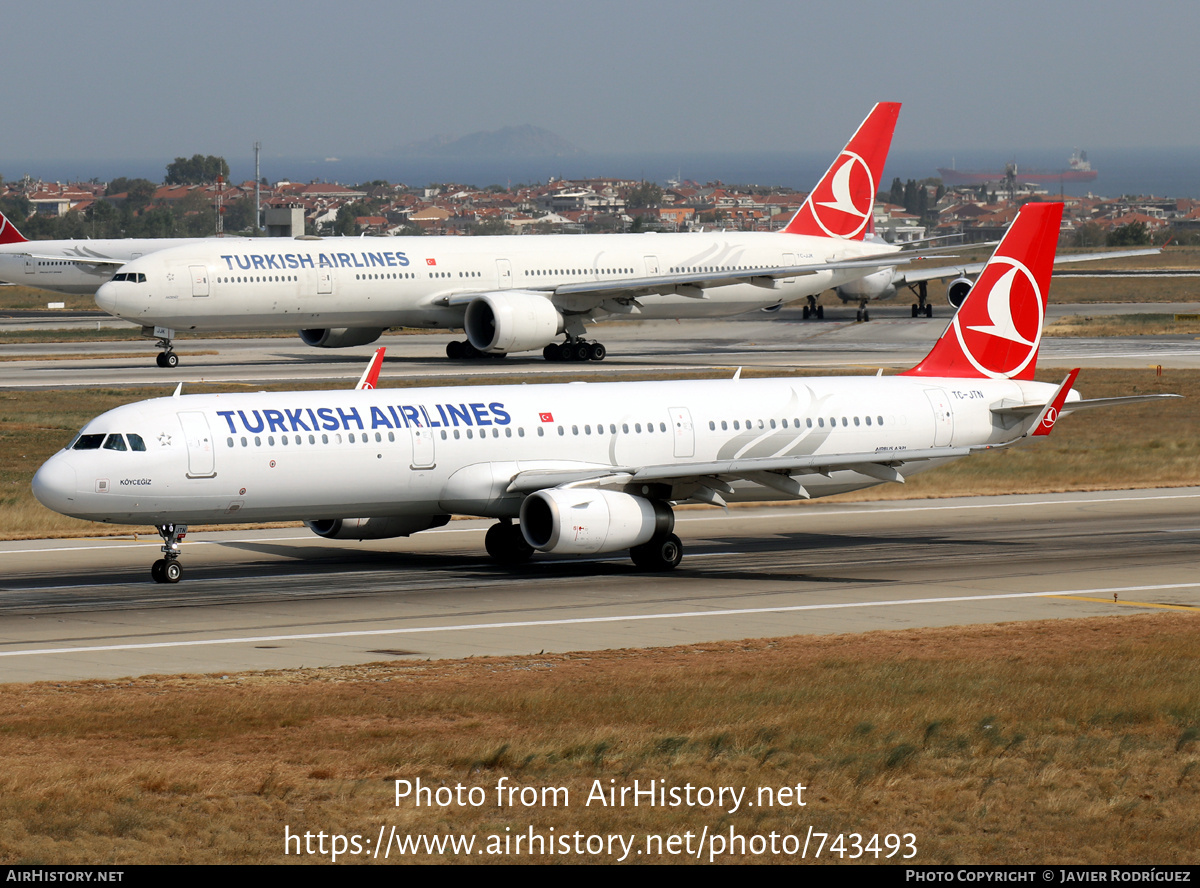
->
[937,149,1097,185]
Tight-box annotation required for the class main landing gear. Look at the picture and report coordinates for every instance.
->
[542,339,606,362]
[630,533,683,571]
[150,523,187,583]
[855,299,871,323]
[801,295,824,320]
[910,281,933,318]
[485,520,534,565]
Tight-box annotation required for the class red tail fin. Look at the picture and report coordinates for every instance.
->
[902,202,1063,381]
[0,212,28,245]
[355,347,386,390]
[781,102,900,240]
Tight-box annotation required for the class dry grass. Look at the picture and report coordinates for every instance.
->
[1044,313,1200,338]
[0,614,1195,863]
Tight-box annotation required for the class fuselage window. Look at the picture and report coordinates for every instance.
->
[865,417,871,426]
[281,435,288,446]
[226,437,234,448]
[453,429,461,439]
[854,417,861,427]
[536,427,543,437]
[309,434,316,444]
[255,436,262,446]
[322,434,329,444]
[842,418,848,427]
[241,437,247,447]
[659,422,667,432]
[466,429,473,439]
[557,426,564,436]
[348,433,356,443]
[635,423,642,433]
[709,421,716,431]
[268,436,276,446]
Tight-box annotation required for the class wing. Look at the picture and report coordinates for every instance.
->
[895,246,1162,287]
[505,446,972,506]
[441,251,911,313]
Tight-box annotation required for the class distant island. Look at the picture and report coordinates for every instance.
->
[392,124,583,159]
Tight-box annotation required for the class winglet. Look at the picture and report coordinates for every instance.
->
[781,102,900,240]
[355,347,386,390]
[901,202,1063,381]
[1030,368,1080,437]
[0,211,28,245]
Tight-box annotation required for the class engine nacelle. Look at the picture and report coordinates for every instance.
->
[464,291,563,354]
[304,515,450,540]
[298,327,386,349]
[519,489,673,555]
[946,277,974,308]
[835,266,897,303]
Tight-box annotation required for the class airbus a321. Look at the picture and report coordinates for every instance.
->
[34,202,1176,583]
[95,103,915,367]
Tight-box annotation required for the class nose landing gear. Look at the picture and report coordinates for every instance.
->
[150,523,188,583]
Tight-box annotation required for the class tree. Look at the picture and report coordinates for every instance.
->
[1073,222,1105,247]
[889,177,904,206]
[165,154,230,185]
[627,181,663,208]
[1107,221,1150,247]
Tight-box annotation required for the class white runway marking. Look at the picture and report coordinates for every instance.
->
[2,581,1195,660]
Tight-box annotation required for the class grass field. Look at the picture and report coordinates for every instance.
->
[0,613,1194,864]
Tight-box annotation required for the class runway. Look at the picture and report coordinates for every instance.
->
[6,302,1200,391]
[2,488,1198,683]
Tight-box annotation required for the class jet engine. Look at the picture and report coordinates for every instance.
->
[946,277,973,308]
[519,489,673,555]
[298,327,386,349]
[835,266,897,303]
[464,291,563,355]
[304,515,450,540]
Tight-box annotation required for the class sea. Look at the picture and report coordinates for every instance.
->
[7,147,1198,200]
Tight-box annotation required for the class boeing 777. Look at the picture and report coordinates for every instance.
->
[34,202,1176,582]
[95,103,912,367]
[0,211,207,296]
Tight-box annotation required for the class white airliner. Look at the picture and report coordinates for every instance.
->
[0,211,207,298]
[34,202,1175,583]
[95,103,916,367]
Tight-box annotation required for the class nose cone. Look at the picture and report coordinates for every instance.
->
[32,455,78,516]
[95,280,118,315]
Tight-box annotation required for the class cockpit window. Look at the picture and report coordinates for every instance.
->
[110,273,147,283]
[127,433,146,451]
[72,434,105,450]
[102,434,128,451]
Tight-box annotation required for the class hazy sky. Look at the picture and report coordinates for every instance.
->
[6,0,1198,162]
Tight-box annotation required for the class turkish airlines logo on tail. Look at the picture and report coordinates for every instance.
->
[952,257,1044,379]
[806,151,875,239]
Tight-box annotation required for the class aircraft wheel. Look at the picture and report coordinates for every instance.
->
[856,309,863,322]
[164,352,179,368]
[543,344,560,361]
[151,559,166,583]
[912,304,919,318]
[485,522,533,565]
[462,341,479,359]
[446,340,464,359]
[163,560,182,583]
[925,304,933,318]
[630,533,683,571]
[572,342,591,362]
[816,305,824,319]
[588,342,606,361]
[803,305,811,320]
[862,309,870,322]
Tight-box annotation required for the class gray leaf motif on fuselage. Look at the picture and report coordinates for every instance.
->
[714,387,832,460]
